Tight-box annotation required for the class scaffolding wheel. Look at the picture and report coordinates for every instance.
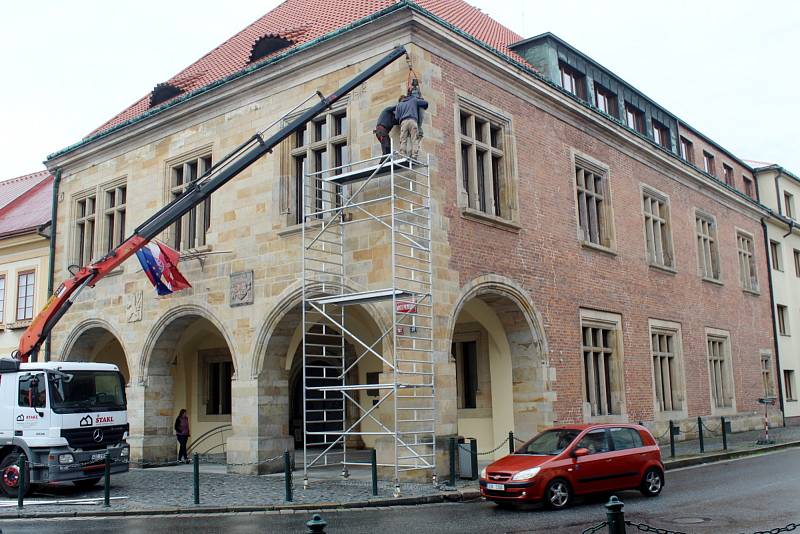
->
[393,481,401,498]
[341,466,350,479]
[303,475,309,490]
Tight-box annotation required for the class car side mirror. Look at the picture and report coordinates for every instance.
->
[573,447,590,458]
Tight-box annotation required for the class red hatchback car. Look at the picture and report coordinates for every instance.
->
[480,424,664,509]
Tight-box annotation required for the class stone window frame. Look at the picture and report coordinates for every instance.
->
[99,177,127,255]
[278,99,350,229]
[648,319,687,420]
[736,228,759,294]
[572,152,616,253]
[70,187,98,267]
[453,93,519,229]
[640,184,675,271]
[452,324,492,419]
[198,348,234,422]
[705,327,736,415]
[761,350,776,399]
[695,209,721,283]
[579,309,626,422]
[163,145,214,252]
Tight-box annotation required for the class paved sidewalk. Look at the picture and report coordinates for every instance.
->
[659,422,800,460]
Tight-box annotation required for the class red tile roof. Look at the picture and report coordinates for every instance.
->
[0,171,53,238]
[89,0,525,136]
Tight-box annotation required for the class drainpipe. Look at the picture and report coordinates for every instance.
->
[761,217,785,425]
[774,167,785,217]
[43,168,62,363]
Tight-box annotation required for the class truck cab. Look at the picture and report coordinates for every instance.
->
[0,358,129,496]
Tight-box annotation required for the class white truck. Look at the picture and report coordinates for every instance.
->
[0,358,129,496]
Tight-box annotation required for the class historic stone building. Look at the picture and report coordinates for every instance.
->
[43,0,777,474]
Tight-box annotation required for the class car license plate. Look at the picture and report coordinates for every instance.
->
[486,483,504,490]
[91,453,106,462]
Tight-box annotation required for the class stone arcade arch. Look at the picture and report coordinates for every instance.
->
[62,319,130,383]
[447,275,553,460]
[139,306,236,463]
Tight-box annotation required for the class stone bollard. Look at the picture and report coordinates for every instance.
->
[306,513,327,533]
[605,495,625,534]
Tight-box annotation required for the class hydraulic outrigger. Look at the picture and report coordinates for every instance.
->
[14,46,408,363]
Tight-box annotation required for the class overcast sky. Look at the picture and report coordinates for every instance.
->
[1,0,798,180]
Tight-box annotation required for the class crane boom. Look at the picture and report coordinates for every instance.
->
[16,46,408,362]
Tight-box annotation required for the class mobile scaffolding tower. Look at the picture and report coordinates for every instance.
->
[301,147,435,494]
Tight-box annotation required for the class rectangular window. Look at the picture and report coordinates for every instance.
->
[794,249,800,277]
[777,305,790,336]
[594,84,618,117]
[0,275,4,323]
[291,109,348,223]
[652,120,671,149]
[642,188,674,268]
[695,212,720,280]
[785,370,797,401]
[743,176,754,198]
[723,164,734,186]
[703,152,716,176]
[624,103,645,134]
[651,329,682,412]
[202,351,232,416]
[737,232,758,291]
[784,192,796,220]
[581,312,623,417]
[707,335,733,409]
[102,184,127,253]
[770,240,783,271]
[679,137,694,164]
[761,352,775,398]
[74,194,96,266]
[18,373,45,409]
[169,155,212,250]
[575,161,613,248]
[16,270,35,321]
[458,106,510,219]
[560,62,586,100]
[452,340,478,409]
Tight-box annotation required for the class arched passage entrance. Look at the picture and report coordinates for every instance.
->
[449,277,552,459]
[141,310,235,463]
[63,322,130,384]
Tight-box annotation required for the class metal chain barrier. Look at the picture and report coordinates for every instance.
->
[700,419,722,436]
[622,520,800,534]
[625,521,688,534]
[580,521,608,534]
[475,436,509,456]
[745,523,798,534]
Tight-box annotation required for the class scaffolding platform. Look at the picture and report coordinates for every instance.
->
[301,147,434,495]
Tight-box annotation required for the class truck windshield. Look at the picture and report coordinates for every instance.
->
[47,371,126,414]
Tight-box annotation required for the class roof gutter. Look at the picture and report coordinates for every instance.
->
[43,168,61,363]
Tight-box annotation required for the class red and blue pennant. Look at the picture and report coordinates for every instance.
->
[135,241,192,296]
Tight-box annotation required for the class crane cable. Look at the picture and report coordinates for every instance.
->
[405,53,420,96]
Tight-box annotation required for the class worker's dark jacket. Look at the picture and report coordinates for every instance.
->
[394,96,429,124]
[376,106,398,129]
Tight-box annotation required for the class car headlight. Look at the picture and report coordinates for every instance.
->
[511,467,540,481]
[480,467,487,479]
[59,453,74,465]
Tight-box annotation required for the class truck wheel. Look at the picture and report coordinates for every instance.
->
[73,477,102,489]
[0,452,30,498]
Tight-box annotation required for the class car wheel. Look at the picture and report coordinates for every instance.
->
[544,478,572,510]
[73,477,102,489]
[640,468,664,497]
[0,451,30,498]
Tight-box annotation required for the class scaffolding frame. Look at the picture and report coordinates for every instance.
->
[301,145,435,493]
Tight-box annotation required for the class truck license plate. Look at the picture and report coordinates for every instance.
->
[91,453,106,462]
[486,483,504,490]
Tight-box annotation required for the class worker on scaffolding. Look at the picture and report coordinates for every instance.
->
[395,90,428,160]
[374,103,398,156]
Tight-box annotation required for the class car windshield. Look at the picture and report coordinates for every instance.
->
[47,370,126,414]
[515,429,580,455]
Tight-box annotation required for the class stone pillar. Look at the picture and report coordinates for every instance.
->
[126,381,146,464]
[142,371,175,463]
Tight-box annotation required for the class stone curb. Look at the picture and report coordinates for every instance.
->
[662,440,800,470]
[2,443,796,521]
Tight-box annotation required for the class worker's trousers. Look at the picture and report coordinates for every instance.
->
[399,119,421,159]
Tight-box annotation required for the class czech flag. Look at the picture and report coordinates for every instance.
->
[135,241,192,296]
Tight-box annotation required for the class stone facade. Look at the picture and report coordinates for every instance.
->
[45,9,776,477]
